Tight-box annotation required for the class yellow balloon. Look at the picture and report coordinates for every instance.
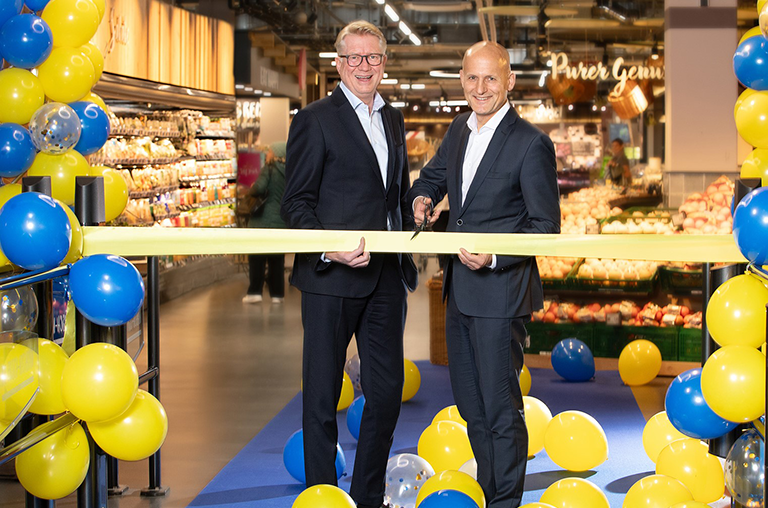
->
[42,0,100,48]
[623,474,693,508]
[27,150,90,206]
[292,484,356,508]
[0,68,45,124]
[740,148,768,186]
[79,42,104,84]
[415,470,485,508]
[669,502,712,508]
[520,364,531,396]
[619,339,662,386]
[88,0,105,21]
[735,88,758,120]
[432,404,467,427]
[89,165,128,222]
[520,504,556,508]
[0,342,39,422]
[706,273,768,348]
[544,410,608,471]
[0,247,9,270]
[0,183,21,210]
[642,411,687,463]
[88,389,168,461]
[523,395,552,457]
[760,0,768,16]
[80,92,108,114]
[337,371,354,411]
[15,422,90,500]
[655,438,724,503]
[57,201,83,264]
[739,26,764,46]
[540,477,609,508]
[403,358,421,401]
[735,90,768,148]
[61,343,139,422]
[417,420,474,473]
[701,345,766,422]
[29,339,69,415]
[37,46,95,103]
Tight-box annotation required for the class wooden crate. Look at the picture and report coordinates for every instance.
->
[427,275,448,366]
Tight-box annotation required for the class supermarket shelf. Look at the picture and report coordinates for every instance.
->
[179,174,236,184]
[177,197,235,211]
[194,154,236,161]
[195,131,236,139]
[129,185,180,199]
[109,129,183,139]
[93,157,183,166]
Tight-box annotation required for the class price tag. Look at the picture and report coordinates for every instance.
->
[671,212,685,228]
[606,312,622,326]
[586,224,601,234]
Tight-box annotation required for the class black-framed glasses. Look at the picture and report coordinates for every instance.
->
[338,53,384,67]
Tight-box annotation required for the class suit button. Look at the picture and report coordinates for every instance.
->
[456,219,463,226]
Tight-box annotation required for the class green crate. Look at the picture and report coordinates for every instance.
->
[659,266,704,294]
[570,264,659,294]
[678,327,704,362]
[592,325,679,360]
[525,322,593,355]
[600,207,677,226]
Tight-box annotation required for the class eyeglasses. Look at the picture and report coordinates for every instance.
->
[338,54,384,67]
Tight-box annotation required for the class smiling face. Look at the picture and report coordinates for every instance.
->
[460,43,515,128]
[336,33,387,108]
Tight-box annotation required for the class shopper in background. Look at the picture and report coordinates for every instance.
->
[242,142,287,304]
[409,41,561,508]
[606,138,632,187]
[280,20,417,508]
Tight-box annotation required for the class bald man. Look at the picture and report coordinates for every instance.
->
[408,42,561,507]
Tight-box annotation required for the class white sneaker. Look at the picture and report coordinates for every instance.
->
[271,297,284,304]
[242,294,263,303]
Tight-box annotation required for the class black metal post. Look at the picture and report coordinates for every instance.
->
[20,176,51,197]
[141,256,168,497]
[21,415,53,508]
[107,324,128,496]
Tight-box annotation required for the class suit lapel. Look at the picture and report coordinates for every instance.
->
[381,106,397,192]
[331,87,385,193]
[450,124,472,215]
[460,108,518,213]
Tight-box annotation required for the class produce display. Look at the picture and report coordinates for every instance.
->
[678,175,734,235]
[560,187,623,234]
[532,299,702,328]
[576,258,658,281]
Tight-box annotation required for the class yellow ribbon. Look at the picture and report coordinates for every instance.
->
[82,227,746,263]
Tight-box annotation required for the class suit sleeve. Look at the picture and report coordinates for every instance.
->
[495,133,561,271]
[280,109,326,230]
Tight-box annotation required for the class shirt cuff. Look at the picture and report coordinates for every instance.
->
[321,253,331,263]
[489,254,497,270]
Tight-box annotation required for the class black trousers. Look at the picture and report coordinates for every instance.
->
[446,285,528,508]
[247,254,285,297]
[301,256,406,506]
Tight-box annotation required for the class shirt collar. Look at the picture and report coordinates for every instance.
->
[466,101,511,134]
[339,82,386,113]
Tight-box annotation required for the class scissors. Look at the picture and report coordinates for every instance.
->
[411,198,433,240]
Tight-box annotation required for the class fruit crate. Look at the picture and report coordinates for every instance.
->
[570,260,659,294]
[677,327,703,362]
[592,324,679,360]
[525,322,594,355]
[659,266,704,294]
[540,258,582,291]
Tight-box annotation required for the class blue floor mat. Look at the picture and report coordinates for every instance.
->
[189,363,654,507]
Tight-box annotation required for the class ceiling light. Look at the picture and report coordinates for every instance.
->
[236,84,245,89]
[413,105,419,111]
[601,106,607,111]
[400,84,411,89]
[429,70,460,78]
[651,43,660,60]
[244,86,253,91]
[411,83,426,89]
[331,60,336,66]
[264,92,272,97]
[446,100,468,106]
[592,104,597,111]
[383,73,388,78]
[568,104,574,110]
[319,52,338,58]
[375,0,385,4]
[254,90,263,94]
[391,101,406,108]
[398,21,412,36]
[384,4,400,22]
[380,78,398,85]
[409,33,421,46]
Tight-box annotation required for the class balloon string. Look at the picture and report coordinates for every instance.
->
[0,265,71,291]
[747,263,768,282]
[752,418,765,441]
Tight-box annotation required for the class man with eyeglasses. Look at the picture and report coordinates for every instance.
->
[281,20,417,508]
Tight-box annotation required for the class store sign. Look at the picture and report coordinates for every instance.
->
[237,100,261,128]
[550,53,664,95]
[105,8,129,56]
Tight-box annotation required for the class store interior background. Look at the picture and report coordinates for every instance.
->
[1,0,763,505]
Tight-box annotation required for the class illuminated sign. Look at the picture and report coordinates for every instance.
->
[550,53,664,95]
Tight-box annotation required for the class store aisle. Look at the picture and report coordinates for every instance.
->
[0,255,437,508]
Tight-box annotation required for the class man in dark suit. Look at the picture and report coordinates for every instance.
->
[280,20,417,508]
[409,41,560,507]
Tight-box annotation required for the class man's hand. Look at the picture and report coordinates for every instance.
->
[325,237,370,268]
[458,248,491,271]
[414,197,441,227]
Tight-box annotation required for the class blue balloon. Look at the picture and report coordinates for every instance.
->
[733,186,768,265]
[0,192,70,271]
[282,429,345,484]
[665,368,739,440]
[0,0,21,31]
[551,338,595,382]
[24,0,50,12]
[346,395,365,440]
[69,254,145,327]
[420,490,479,508]
[0,14,52,68]
[734,36,768,91]
[0,124,35,178]
[69,101,110,156]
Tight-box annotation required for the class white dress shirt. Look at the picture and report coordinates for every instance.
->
[461,101,511,205]
[339,82,389,188]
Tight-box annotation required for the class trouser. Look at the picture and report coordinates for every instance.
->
[301,256,407,507]
[445,285,528,508]
[247,254,285,297]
